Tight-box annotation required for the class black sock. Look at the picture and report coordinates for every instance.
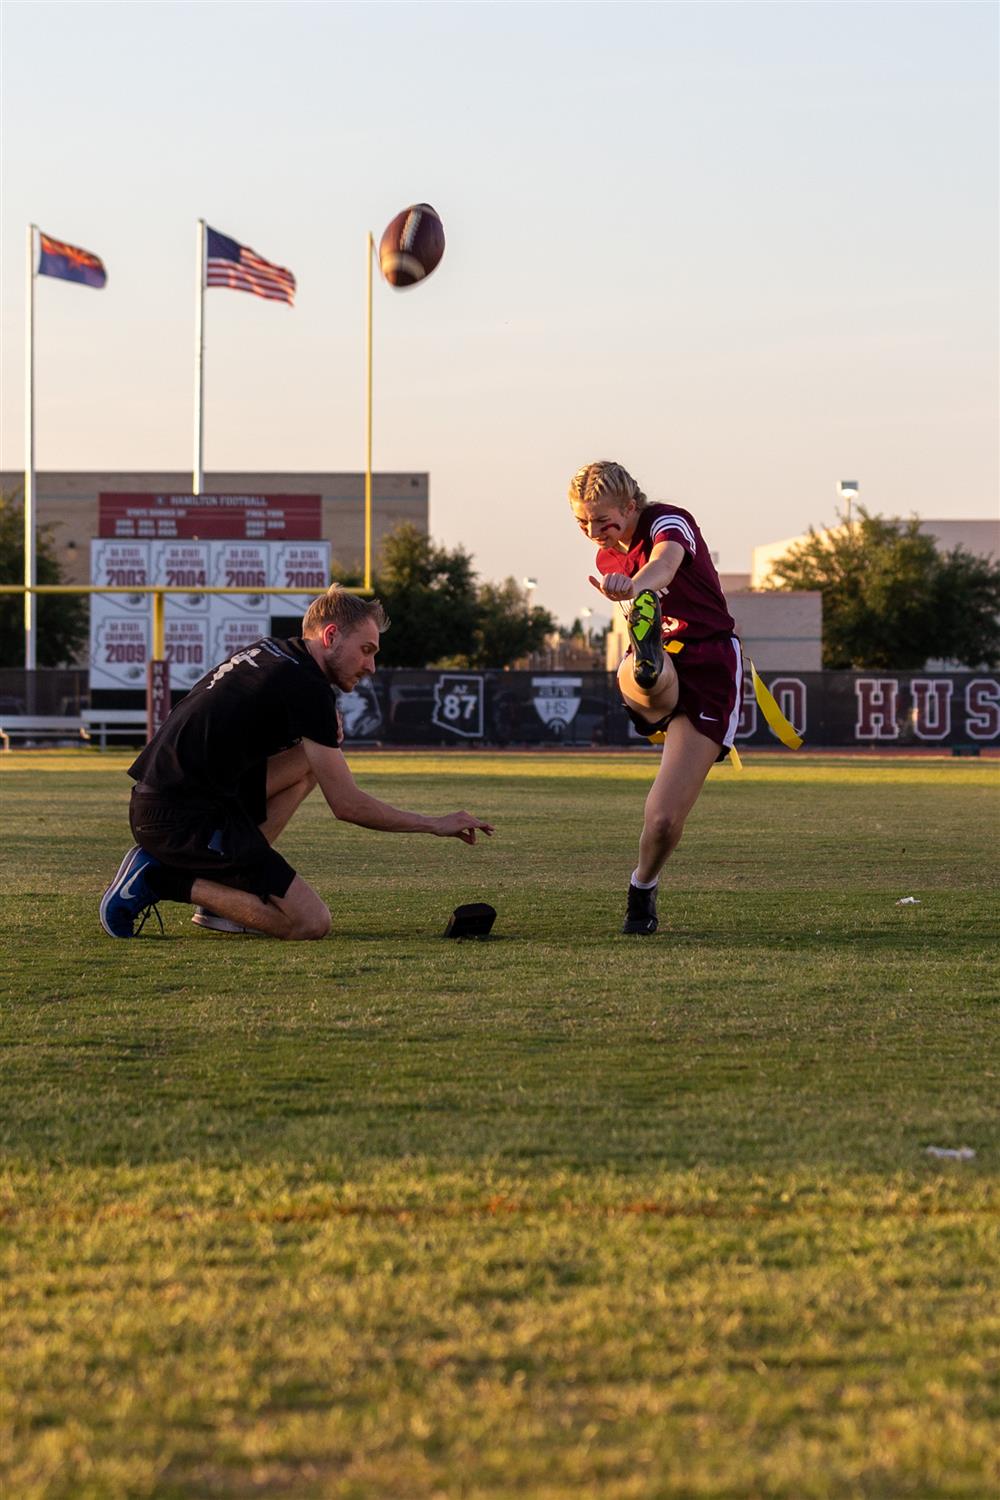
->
[145,866,195,904]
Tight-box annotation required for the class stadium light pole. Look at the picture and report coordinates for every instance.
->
[838,480,859,528]
[523,580,538,650]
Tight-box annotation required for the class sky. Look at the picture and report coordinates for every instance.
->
[1,0,997,628]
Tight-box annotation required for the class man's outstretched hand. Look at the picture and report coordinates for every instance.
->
[432,812,495,845]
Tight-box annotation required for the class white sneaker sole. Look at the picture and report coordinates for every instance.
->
[191,908,255,935]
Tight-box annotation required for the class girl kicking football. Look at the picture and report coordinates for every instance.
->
[568,460,743,933]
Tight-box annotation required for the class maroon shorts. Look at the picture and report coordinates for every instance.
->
[622,634,744,749]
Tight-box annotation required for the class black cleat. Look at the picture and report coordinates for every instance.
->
[628,591,664,690]
[622,882,658,935]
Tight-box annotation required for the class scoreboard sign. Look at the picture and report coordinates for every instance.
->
[98,493,322,540]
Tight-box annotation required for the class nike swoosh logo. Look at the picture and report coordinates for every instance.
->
[119,864,150,900]
[699,713,718,720]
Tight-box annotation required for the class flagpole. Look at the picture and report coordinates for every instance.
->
[364,231,374,592]
[193,218,206,495]
[24,224,37,672]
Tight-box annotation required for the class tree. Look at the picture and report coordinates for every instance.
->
[327,556,364,590]
[372,524,480,668]
[928,546,1000,670]
[468,578,554,668]
[0,490,89,668]
[769,509,1000,669]
[370,524,555,668]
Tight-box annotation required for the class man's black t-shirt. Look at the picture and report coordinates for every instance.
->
[128,637,342,805]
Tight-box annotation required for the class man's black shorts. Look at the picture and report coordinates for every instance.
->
[129,784,296,903]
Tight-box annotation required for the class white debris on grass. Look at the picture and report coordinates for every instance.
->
[896,896,922,905]
[925,1146,976,1161]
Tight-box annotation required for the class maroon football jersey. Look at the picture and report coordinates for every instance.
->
[595,503,736,642]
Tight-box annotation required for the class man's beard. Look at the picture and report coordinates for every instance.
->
[327,643,355,692]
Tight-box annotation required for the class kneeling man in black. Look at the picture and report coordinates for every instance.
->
[100,587,493,940]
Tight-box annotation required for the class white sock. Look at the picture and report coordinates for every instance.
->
[630,868,659,890]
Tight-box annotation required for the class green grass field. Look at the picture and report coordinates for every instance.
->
[2,749,998,1499]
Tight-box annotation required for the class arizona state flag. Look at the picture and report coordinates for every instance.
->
[38,232,107,289]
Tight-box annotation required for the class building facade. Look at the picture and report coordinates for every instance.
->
[1,469,429,586]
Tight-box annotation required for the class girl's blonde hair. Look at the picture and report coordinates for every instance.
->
[567,460,647,511]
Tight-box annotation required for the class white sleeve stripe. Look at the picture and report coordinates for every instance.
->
[650,513,696,545]
[649,515,697,553]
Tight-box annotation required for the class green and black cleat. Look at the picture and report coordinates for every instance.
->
[628,590,664,690]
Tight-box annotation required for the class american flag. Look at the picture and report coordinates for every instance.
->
[205,226,296,305]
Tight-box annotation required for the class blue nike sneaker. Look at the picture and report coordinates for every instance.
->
[99,845,164,938]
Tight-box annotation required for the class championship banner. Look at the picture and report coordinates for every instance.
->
[272,542,329,592]
[211,540,270,593]
[151,540,210,594]
[90,540,150,602]
[89,542,152,690]
[90,614,149,690]
[162,617,210,689]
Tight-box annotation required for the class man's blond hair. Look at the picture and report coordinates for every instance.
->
[568,460,647,511]
[302,586,389,637]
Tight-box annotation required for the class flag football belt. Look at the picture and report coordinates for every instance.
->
[749,660,803,751]
[643,642,803,763]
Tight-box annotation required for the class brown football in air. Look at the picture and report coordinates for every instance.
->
[378,203,445,288]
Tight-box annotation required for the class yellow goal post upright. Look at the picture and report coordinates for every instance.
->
[0,583,373,742]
